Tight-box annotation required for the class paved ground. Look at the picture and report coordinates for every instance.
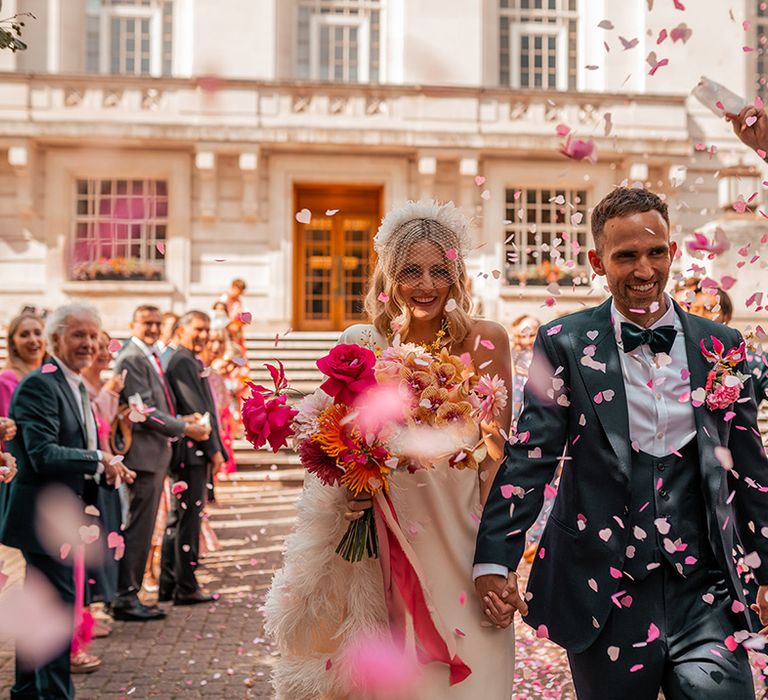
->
[1,478,766,699]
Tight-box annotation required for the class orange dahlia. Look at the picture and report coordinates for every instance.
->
[314,404,356,457]
[340,455,391,497]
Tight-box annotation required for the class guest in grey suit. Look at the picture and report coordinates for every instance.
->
[112,305,210,622]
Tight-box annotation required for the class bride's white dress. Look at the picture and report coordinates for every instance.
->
[264,324,515,699]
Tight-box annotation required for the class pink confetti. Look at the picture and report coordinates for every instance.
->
[535,625,549,639]
[108,339,122,353]
[731,600,746,614]
[172,481,189,495]
[724,635,739,652]
[630,664,645,673]
[648,57,669,76]
[238,311,252,324]
[646,623,660,643]
[156,242,166,255]
[500,484,515,499]
[342,633,421,694]
[377,292,390,303]
[445,248,458,261]
[560,136,597,163]
[547,324,563,336]
[474,175,486,186]
[41,363,58,374]
[480,339,495,350]
[459,591,467,605]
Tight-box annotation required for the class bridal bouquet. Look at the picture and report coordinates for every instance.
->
[242,341,508,562]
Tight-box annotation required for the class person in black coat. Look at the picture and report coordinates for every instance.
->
[475,188,768,700]
[0,303,134,700]
[161,310,227,605]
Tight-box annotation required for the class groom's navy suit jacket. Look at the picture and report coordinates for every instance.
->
[475,298,768,652]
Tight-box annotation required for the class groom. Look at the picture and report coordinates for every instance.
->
[475,187,768,699]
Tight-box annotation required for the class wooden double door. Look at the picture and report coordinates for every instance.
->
[293,185,381,331]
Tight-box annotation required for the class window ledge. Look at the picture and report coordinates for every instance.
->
[61,280,175,295]
[499,284,604,302]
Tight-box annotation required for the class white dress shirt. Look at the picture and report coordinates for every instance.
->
[131,336,163,375]
[51,356,103,472]
[612,295,696,456]
[473,294,697,581]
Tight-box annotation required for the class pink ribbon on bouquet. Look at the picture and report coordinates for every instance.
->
[373,492,471,686]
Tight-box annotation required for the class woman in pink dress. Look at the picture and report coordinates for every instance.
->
[0,313,45,517]
[0,312,46,418]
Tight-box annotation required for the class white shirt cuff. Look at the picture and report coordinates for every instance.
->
[473,563,509,580]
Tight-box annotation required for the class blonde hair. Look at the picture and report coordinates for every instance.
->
[364,218,474,347]
[5,313,46,375]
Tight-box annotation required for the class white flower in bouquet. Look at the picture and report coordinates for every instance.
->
[292,388,333,445]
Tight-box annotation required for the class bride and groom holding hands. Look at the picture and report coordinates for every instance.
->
[267,184,768,699]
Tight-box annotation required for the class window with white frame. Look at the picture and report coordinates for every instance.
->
[499,0,577,90]
[86,0,173,76]
[755,2,768,98]
[296,0,383,82]
[504,187,589,286]
[71,179,168,281]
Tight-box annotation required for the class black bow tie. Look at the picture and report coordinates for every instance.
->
[620,323,677,354]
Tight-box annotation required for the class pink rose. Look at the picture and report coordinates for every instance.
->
[316,344,377,406]
[242,388,297,452]
[705,382,741,411]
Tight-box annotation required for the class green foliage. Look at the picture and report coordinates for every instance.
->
[0,1,35,52]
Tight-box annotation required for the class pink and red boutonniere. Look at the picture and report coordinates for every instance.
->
[692,337,748,411]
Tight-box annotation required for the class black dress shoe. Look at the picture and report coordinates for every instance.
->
[157,588,175,603]
[173,591,218,606]
[111,601,168,621]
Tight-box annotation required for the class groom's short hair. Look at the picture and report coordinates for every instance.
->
[591,187,669,253]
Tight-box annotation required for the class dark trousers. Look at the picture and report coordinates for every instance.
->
[12,551,75,700]
[159,464,206,596]
[114,468,166,604]
[567,562,754,700]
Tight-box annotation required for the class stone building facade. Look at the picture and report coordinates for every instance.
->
[0,0,766,331]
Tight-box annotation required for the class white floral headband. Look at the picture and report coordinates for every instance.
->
[373,199,472,255]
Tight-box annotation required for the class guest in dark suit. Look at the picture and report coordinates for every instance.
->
[161,310,226,605]
[475,188,768,699]
[112,305,210,621]
[0,303,134,700]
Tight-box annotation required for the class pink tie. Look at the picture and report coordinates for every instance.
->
[152,353,176,414]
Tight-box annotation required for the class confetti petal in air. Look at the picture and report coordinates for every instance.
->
[560,136,597,164]
[340,633,421,697]
[295,208,312,225]
[0,568,72,668]
[620,36,639,50]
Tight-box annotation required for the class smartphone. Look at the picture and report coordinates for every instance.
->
[692,76,746,116]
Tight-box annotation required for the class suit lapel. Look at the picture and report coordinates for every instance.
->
[571,299,631,482]
[51,358,88,446]
[676,302,723,491]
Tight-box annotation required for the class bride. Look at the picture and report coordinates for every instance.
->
[264,200,514,699]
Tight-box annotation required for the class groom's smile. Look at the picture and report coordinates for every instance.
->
[588,208,676,328]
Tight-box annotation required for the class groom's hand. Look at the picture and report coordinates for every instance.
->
[475,572,528,628]
[750,584,768,635]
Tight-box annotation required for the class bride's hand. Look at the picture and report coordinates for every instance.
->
[344,488,373,522]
